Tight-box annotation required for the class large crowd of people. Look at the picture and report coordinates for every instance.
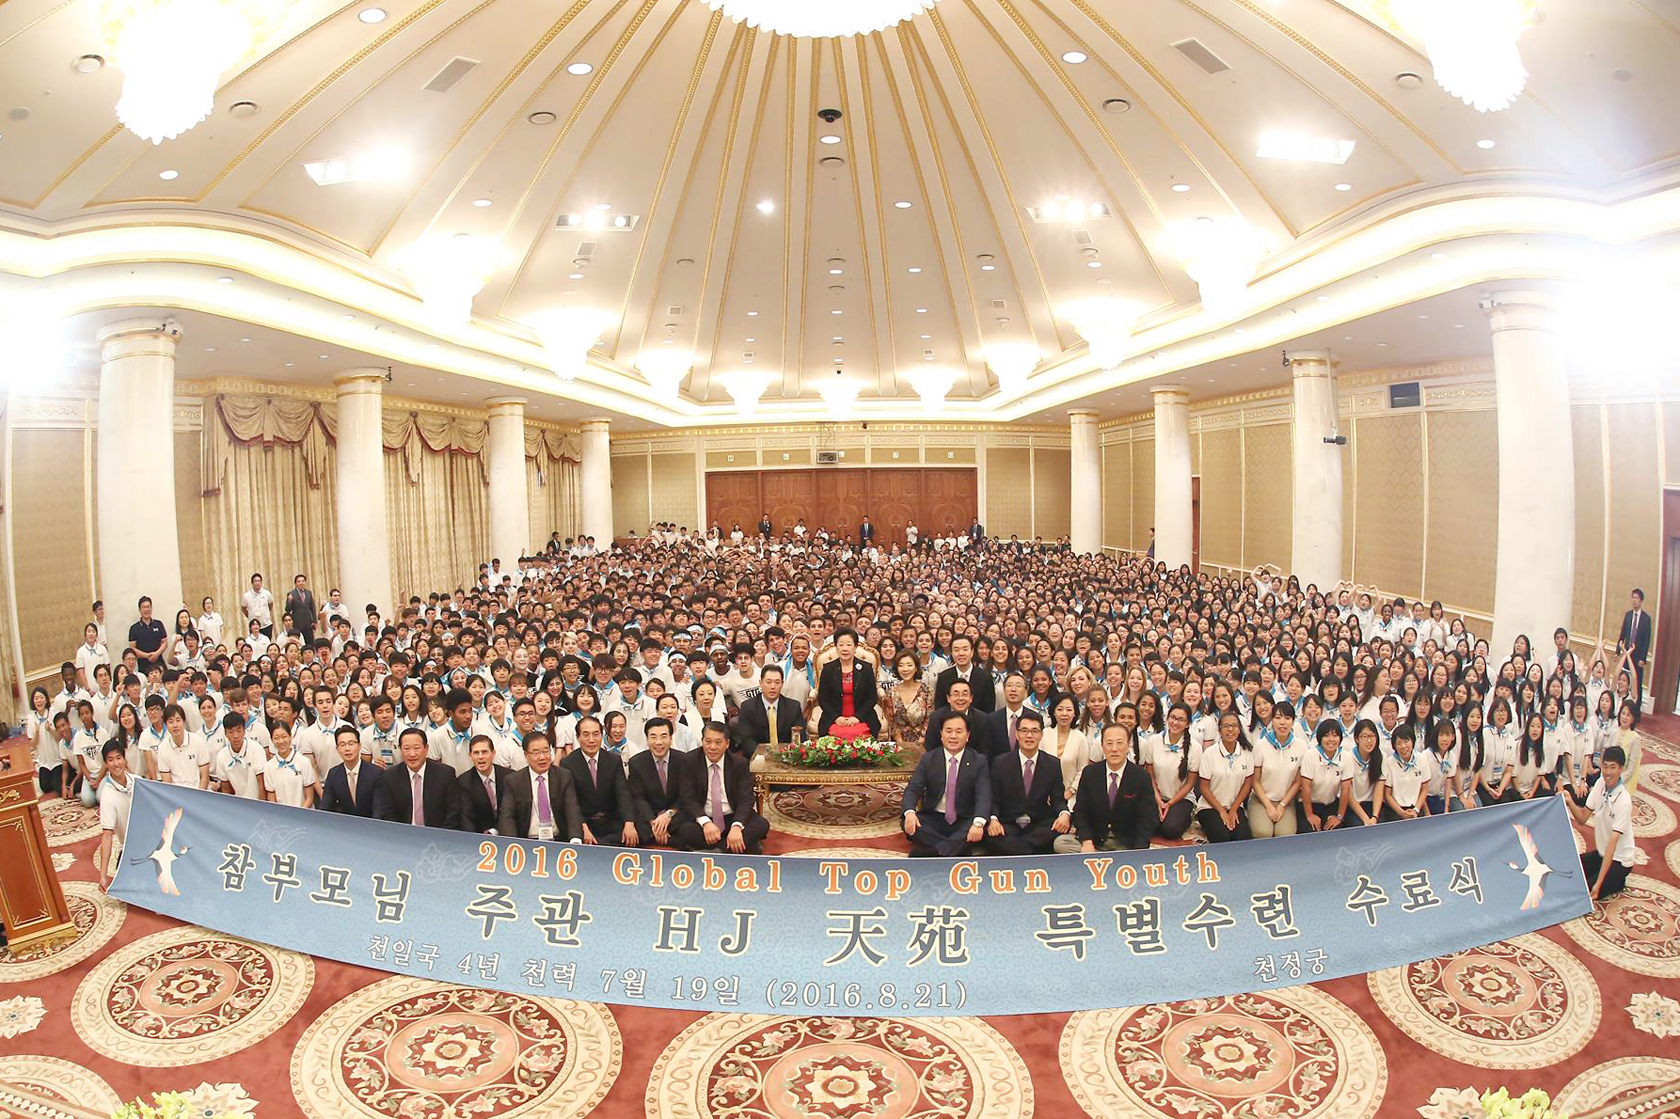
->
[25,517,1649,901]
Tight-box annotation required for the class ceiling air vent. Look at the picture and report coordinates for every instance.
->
[990,299,1007,310]
[424,57,480,93]
[1172,38,1229,74]
[576,242,597,257]
[1072,229,1094,246]
[667,306,683,315]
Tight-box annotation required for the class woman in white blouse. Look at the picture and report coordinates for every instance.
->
[684,679,724,740]
[1478,700,1520,804]
[1045,696,1088,797]
[195,596,225,650]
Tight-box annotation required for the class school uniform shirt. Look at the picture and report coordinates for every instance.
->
[240,715,273,755]
[1564,720,1597,780]
[1481,729,1517,789]
[476,716,523,769]
[1189,713,1221,754]
[196,611,225,648]
[73,727,105,781]
[1299,742,1351,805]
[1145,732,1202,803]
[1542,722,1572,775]
[158,732,210,787]
[242,588,274,628]
[1254,730,1305,803]
[99,773,135,844]
[1424,748,1458,797]
[212,743,265,799]
[26,713,61,768]
[611,695,656,750]
[1348,749,1384,804]
[51,686,89,721]
[75,641,110,687]
[261,750,318,807]
[361,723,403,767]
[1586,779,1637,866]
[427,721,475,775]
[780,660,816,706]
[1196,744,1255,808]
[294,722,340,778]
[1510,739,1547,795]
[1388,750,1432,808]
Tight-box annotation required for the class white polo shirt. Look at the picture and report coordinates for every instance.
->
[1587,779,1636,866]
[99,773,135,844]
[1387,750,1433,808]
[212,743,265,799]
[1196,744,1254,807]
[261,750,317,807]
[1299,744,1351,805]
[157,732,210,787]
[1253,731,1305,802]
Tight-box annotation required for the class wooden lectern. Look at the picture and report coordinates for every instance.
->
[0,739,75,948]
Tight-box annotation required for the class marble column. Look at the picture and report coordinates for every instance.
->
[1487,290,1574,655]
[579,418,613,546]
[1069,410,1101,554]
[97,318,184,642]
[486,397,530,566]
[1287,350,1343,590]
[1152,386,1192,568]
[333,370,392,618]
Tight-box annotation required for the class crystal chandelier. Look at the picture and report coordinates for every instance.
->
[636,350,693,397]
[984,343,1039,397]
[97,0,293,143]
[1062,297,1143,368]
[1386,0,1538,112]
[401,234,497,330]
[700,0,938,38]
[906,367,958,413]
[817,373,862,416]
[721,370,774,413]
[1172,217,1266,314]
[526,308,612,381]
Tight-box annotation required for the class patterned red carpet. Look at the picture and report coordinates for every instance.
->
[6,727,1680,1118]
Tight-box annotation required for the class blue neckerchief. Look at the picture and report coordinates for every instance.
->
[605,738,627,754]
[1159,733,1185,755]
[1220,745,1245,770]
[225,748,248,767]
[272,754,299,774]
[1261,728,1294,751]
[1314,739,1341,767]
[1396,751,1418,773]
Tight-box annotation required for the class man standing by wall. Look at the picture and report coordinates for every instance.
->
[1618,588,1652,714]
[286,574,317,645]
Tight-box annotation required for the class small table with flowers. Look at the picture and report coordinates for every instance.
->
[749,735,918,812]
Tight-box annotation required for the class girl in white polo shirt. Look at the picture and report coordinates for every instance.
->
[1297,721,1350,832]
[1478,700,1519,805]
[1344,720,1386,827]
[1384,726,1430,820]
[1144,702,1200,840]
[1511,714,1550,800]
[260,722,318,808]
[1196,711,1255,843]
[1423,719,1462,814]
[1248,700,1304,838]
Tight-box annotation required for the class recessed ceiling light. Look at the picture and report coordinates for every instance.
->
[828,267,842,274]
[357,6,386,22]
[240,336,251,342]
[284,361,294,367]
[1333,182,1352,191]
[1062,50,1088,64]
[1417,313,1429,320]
[980,264,995,271]
[1087,260,1103,268]
[217,275,233,283]
[205,346,216,352]
[1476,138,1496,149]
[820,134,842,145]
[1315,294,1328,301]
[919,333,931,340]
[907,266,922,273]
[528,110,556,125]
[568,62,593,75]
[568,272,583,279]
[831,309,843,315]
[745,337,756,342]
[319,353,330,359]
[756,199,774,213]
[72,54,105,74]
[915,307,929,313]
[894,200,912,209]
[158,169,179,180]
[747,310,758,316]
[1171,183,1190,193]
[1377,342,1388,347]
[341,313,354,320]
[1430,251,1445,260]
[831,335,842,341]
[1454,323,1465,328]
[472,197,491,207]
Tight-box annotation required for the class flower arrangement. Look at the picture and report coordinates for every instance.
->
[112,1083,255,1118]
[1478,1089,1568,1119]
[775,734,905,769]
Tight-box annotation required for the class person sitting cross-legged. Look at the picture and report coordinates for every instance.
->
[902,707,992,857]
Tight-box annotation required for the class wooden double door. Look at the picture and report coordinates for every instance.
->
[707,467,977,546]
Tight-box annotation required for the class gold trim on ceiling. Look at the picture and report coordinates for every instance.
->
[832,36,893,394]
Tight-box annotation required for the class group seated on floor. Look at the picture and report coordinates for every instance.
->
[27,522,1646,901]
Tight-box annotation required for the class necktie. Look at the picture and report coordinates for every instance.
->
[767,703,778,747]
[484,773,497,812]
[411,770,424,826]
[1108,770,1119,807]
[587,754,598,785]
[1022,755,1035,791]
[1008,713,1018,750]
[710,763,724,822]
[945,753,960,824]
[536,774,553,828]
[346,769,356,806]
[657,757,668,793]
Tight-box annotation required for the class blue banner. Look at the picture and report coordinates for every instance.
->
[109,781,1591,1016]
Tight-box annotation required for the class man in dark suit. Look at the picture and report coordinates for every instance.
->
[859,516,875,546]
[496,731,583,841]
[676,722,770,853]
[758,513,772,538]
[285,574,317,645]
[902,708,992,856]
[984,710,1071,854]
[319,726,381,816]
[456,734,514,833]
[925,679,998,759]
[968,520,984,548]
[733,664,805,760]
[933,634,996,713]
[561,714,639,845]
[1619,587,1652,711]
[985,672,1030,757]
[1055,723,1158,853]
[627,717,691,847]
[372,728,460,829]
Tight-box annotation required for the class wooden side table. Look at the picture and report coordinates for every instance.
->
[750,746,918,813]
[0,739,76,949]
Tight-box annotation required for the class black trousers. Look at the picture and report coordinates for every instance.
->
[983,820,1059,855]
[1296,800,1343,832]
[1339,800,1382,828]
[674,815,769,854]
[1197,806,1251,842]
[582,814,635,845]
[906,813,975,856]
[1480,786,1521,806]
[1156,799,1194,840]
[1581,851,1630,898]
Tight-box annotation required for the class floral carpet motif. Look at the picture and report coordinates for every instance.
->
[766,782,909,838]
[0,880,125,983]
[1561,875,1680,979]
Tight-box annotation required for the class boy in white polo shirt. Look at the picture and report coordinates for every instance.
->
[211,714,264,799]
[157,703,210,789]
[97,742,135,891]
[1562,744,1637,900]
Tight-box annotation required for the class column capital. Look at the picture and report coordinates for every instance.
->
[1285,349,1337,376]
[580,418,611,434]
[1150,385,1190,405]
[1482,289,1562,335]
[97,317,182,359]
[486,396,528,418]
[332,368,388,392]
[1067,409,1099,424]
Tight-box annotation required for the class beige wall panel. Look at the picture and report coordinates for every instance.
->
[1191,432,1202,477]
[88,431,98,590]
[611,454,650,536]
[1198,427,1242,569]
[1103,442,1129,550]
[1130,438,1154,553]
[527,459,550,551]
[1571,405,1606,642]
[924,445,976,465]
[174,431,210,609]
[868,445,920,464]
[1664,401,1680,486]
[1243,424,1293,573]
[766,449,812,466]
[650,452,699,527]
[1424,410,1498,615]
[1034,447,1072,541]
[1353,413,1424,594]
[1601,403,1661,643]
[985,447,1032,539]
[13,428,93,674]
[706,449,756,469]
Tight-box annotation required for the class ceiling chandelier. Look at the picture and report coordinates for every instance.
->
[817,372,862,416]
[97,0,293,143]
[1384,0,1538,112]
[636,350,693,397]
[1172,217,1266,314]
[1062,297,1143,368]
[699,0,937,38]
[526,308,612,381]
[984,343,1039,397]
[401,234,496,330]
[721,370,774,413]
[906,368,958,413]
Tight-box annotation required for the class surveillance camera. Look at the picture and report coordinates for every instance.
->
[817,107,842,123]
[1322,434,1348,446]
[1281,350,1291,368]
